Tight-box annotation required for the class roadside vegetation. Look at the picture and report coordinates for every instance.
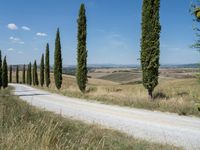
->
[32,72,200,117]
[10,68,200,117]
[0,88,179,150]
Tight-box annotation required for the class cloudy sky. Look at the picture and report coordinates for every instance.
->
[0,0,199,65]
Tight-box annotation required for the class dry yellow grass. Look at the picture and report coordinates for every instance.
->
[40,75,200,117]
[0,88,180,150]
[11,70,200,117]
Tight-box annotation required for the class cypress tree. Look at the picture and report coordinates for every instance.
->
[0,50,2,89]
[16,65,19,83]
[2,56,8,88]
[45,43,50,87]
[23,64,25,84]
[141,0,161,99]
[33,62,35,86]
[54,28,62,89]
[9,65,12,83]
[28,62,32,85]
[40,54,44,87]
[27,64,29,84]
[76,4,88,92]
[34,60,39,86]
[30,63,32,85]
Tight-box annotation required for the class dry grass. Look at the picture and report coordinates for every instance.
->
[0,88,179,150]
[11,69,200,117]
[36,75,200,117]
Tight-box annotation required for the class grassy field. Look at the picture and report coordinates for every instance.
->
[0,88,179,150]
[11,68,200,117]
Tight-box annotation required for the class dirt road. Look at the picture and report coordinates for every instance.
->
[11,84,200,150]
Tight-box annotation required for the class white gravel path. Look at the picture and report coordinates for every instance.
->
[10,84,200,150]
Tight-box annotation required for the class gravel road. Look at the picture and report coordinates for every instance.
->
[11,84,200,150]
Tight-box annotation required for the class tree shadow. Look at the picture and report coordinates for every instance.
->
[153,92,169,100]
[14,93,49,97]
[177,92,189,97]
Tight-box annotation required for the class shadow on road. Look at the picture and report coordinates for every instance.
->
[14,93,49,97]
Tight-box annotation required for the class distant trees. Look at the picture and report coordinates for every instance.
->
[26,64,29,84]
[33,60,39,86]
[27,62,32,85]
[54,28,62,89]
[16,65,19,83]
[33,62,35,86]
[45,43,50,87]
[23,64,25,84]
[141,0,161,99]
[0,50,2,89]
[40,54,44,87]
[9,65,12,83]
[76,4,88,92]
[2,56,8,88]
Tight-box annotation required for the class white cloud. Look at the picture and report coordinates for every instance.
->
[7,23,18,30]
[9,36,24,44]
[21,26,30,31]
[10,36,20,41]
[36,32,47,37]
[7,48,14,51]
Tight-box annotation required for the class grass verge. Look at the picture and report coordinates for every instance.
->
[0,88,180,150]
[37,77,200,117]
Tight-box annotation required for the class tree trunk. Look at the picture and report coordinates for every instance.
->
[148,89,153,100]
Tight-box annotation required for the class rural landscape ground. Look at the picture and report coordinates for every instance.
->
[12,67,200,117]
[1,66,200,149]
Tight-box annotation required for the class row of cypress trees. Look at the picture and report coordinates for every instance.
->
[13,4,88,92]
[8,1,161,99]
[0,50,8,89]
[12,47,50,87]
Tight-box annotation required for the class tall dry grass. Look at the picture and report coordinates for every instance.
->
[0,88,179,150]
[11,71,200,117]
[41,75,200,117]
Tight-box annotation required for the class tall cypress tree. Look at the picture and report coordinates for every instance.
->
[2,56,8,88]
[141,0,161,99]
[9,65,12,83]
[33,62,35,86]
[45,43,50,87]
[30,63,32,85]
[54,28,62,89]
[28,62,32,85]
[34,60,39,86]
[27,64,29,84]
[23,64,25,84]
[16,65,19,83]
[76,4,88,92]
[0,50,2,89]
[40,54,44,87]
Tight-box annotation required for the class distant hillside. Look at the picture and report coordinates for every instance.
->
[10,63,200,74]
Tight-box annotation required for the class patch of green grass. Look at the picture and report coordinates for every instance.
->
[99,72,140,83]
[0,88,179,150]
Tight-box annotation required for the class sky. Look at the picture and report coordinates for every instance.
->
[0,0,199,65]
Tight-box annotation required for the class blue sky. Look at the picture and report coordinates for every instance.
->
[0,0,199,65]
